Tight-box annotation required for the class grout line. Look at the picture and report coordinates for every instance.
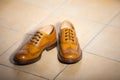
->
[0,33,32,57]
[0,41,17,57]
[106,10,120,25]
[18,0,53,11]
[0,64,49,80]
[107,24,120,28]
[82,10,120,63]
[84,50,120,63]
[83,25,107,50]
[83,10,120,50]
[77,12,118,26]
[53,65,69,80]
[0,22,25,35]
[1,0,119,35]
[0,0,69,35]
[25,0,70,34]
[56,3,120,29]
[77,16,109,25]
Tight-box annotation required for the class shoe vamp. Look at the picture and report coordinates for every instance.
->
[60,43,78,51]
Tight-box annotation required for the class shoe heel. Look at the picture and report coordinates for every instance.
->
[46,42,57,51]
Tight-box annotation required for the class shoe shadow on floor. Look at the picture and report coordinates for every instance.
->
[56,22,60,45]
[9,33,34,65]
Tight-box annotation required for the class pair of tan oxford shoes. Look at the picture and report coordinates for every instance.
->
[14,20,82,65]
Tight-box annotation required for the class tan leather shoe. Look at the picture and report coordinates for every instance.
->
[14,25,57,65]
[58,20,82,64]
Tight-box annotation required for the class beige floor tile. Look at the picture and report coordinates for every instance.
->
[39,12,105,49]
[0,25,24,55]
[21,0,65,10]
[85,26,120,61]
[0,65,45,80]
[109,14,120,27]
[56,52,120,80]
[56,0,120,24]
[0,0,50,33]
[0,36,66,80]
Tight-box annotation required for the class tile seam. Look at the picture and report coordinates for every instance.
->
[83,10,120,50]
[84,50,120,63]
[0,64,49,80]
[53,65,69,80]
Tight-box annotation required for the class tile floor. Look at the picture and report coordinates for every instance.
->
[0,0,120,80]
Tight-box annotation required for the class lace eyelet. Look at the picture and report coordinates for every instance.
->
[65,39,68,40]
[37,32,40,34]
[38,36,41,38]
[30,39,33,42]
[40,33,42,35]
[37,39,39,41]
[65,32,68,34]
[65,35,67,37]
[34,42,38,44]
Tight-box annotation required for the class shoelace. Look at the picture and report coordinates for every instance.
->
[64,29,75,42]
[30,32,43,45]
